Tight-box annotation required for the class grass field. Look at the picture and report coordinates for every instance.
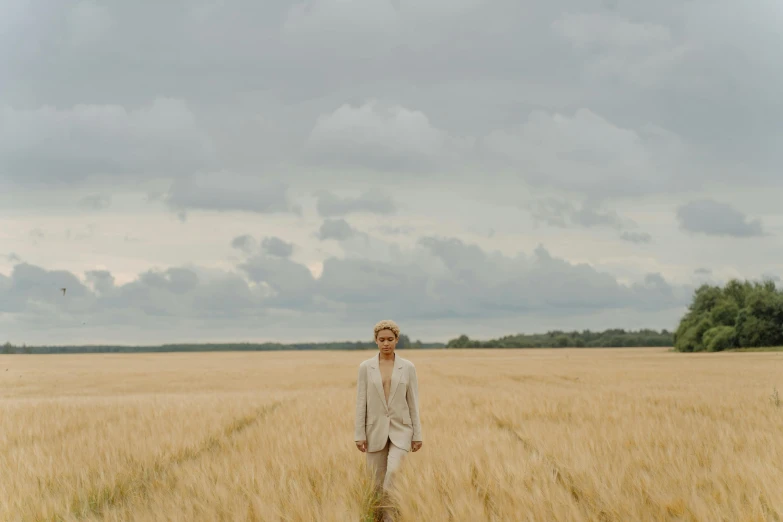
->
[2,348,782,521]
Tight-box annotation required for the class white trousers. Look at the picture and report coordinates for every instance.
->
[365,436,408,492]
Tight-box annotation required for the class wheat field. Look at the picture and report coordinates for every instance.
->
[1,348,782,521]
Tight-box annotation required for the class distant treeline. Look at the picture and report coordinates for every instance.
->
[0,335,443,354]
[445,328,673,348]
[674,279,783,352]
[2,329,675,354]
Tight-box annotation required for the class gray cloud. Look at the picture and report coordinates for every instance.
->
[315,189,396,217]
[375,224,417,236]
[238,254,315,308]
[2,1,781,199]
[261,236,294,258]
[231,234,257,255]
[0,98,216,187]
[571,206,624,229]
[231,235,294,258]
[527,198,572,228]
[0,262,90,313]
[166,174,302,217]
[79,193,111,210]
[300,99,478,178]
[65,225,96,241]
[303,100,448,172]
[316,236,690,318]
[2,1,781,343]
[676,199,764,237]
[620,231,653,244]
[552,12,673,51]
[138,267,200,295]
[481,109,689,198]
[0,263,268,324]
[316,218,359,241]
[528,197,630,230]
[107,267,263,319]
[85,269,115,294]
[0,235,691,338]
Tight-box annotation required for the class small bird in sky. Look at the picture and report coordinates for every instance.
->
[61,288,66,296]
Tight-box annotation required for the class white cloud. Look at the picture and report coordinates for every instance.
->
[304,100,455,172]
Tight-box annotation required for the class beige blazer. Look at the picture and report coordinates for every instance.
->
[354,353,423,452]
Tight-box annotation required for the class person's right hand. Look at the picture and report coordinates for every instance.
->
[355,440,367,452]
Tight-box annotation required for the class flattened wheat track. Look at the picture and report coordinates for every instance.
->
[31,400,287,522]
[491,413,616,522]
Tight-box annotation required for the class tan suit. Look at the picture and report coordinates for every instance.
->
[354,353,423,453]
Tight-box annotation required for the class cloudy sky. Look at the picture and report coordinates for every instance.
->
[1,0,782,345]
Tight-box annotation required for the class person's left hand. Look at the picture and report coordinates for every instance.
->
[411,441,423,452]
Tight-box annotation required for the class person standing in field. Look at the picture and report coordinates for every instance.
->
[354,319,423,519]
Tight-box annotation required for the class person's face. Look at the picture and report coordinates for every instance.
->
[376,329,398,356]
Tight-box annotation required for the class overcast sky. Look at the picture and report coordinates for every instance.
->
[1,0,781,345]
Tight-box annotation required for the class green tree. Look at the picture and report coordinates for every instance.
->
[710,299,740,326]
[690,284,724,314]
[703,325,736,352]
[675,278,783,351]
[447,334,471,348]
[723,279,753,308]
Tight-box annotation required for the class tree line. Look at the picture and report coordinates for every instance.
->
[0,335,438,354]
[445,328,673,348]
[673,279,783,352]
[2,329,677,354]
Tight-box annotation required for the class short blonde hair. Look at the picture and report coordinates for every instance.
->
[374,319,400,340]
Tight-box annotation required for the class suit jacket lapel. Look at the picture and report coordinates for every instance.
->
[387,359,404,405]
[369,354,387,407]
